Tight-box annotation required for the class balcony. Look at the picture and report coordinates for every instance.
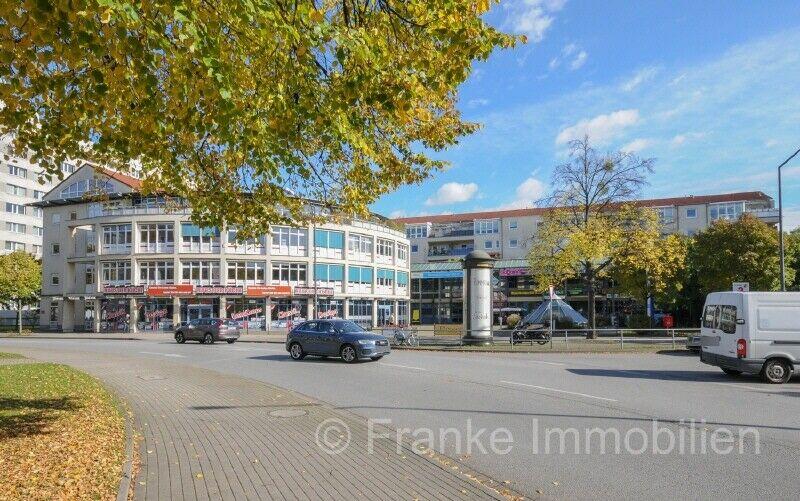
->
[745,207,780,224]
[428,246,474,259]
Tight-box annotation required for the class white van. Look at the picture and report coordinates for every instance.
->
[700,291,800,384]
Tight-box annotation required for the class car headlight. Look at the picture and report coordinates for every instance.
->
[357,339,375,346]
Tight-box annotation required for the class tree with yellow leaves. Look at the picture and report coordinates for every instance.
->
[0,1,520,235]
[527,137,656,337]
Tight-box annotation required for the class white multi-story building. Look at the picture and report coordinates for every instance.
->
[36,163,411,332]
[0,138,78,256]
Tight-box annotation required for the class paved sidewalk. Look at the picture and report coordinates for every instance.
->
[4,347,523,500]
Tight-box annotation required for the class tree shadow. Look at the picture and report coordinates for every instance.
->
[0,396,79,439]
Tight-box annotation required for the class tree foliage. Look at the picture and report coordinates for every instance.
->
[786,228,800,291]
[0,0,519,235]
[528,137,655,334]
[690,214,789,294]
[0,251,41,334]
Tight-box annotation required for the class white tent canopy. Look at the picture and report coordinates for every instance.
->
[521,294,588,327]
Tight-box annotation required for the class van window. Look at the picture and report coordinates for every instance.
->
[702,305,718,329]
[719,305,737,334]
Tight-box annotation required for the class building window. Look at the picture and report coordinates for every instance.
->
[348,299,373,327]
[32,244,42,255]
[59,179,112,198]
[6,222,26,234]
[710,202,744,221]
[314,263,344,288]
[52,213,61,224]
[405,224,428,239]
[86,265,95,285]
[411,244,418,253]
[271,226,308,256]
[314,229,344,259]
[4,241,25,252]
[509,239,518,248]
[33,226,43,237]
[102,224,132,253]
[397,244,408,263]
[32,207,43,218]
[139,223,174,253]
[484,241,492,249]
[656,207,675,225]
[6,184,26,196]
[180,224,220,253]
[376,268,395,288]
[101,261,132,284]
[227,229,265,255]
[181,260,220,285]
[376,238,394,264]
[348,266,373,284]
[475,219,499,234]
[5,202,25,215]
[51,274,60,286]
[686,208,697,218]
[8,164,27,178]
[347,233,373,261]
[509,220,518,229]
[227,261,266,285]
[397,271,409,289]
[33,190,45,200]
[52,243,60,254]
[271,262,307,285]
[139,261,175,285]
[61,161,76,174]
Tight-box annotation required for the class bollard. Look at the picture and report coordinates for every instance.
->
[671,329,676,349]
[565,329,568,347]
[620,329,624,349]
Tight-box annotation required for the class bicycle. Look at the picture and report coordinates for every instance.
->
[510,325,551,345]
[393,328,419,347]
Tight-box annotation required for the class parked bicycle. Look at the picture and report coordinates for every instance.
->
[392,328,419,347]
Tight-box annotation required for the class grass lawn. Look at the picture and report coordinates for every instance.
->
[0,358,125,500]
[0,352,24,359]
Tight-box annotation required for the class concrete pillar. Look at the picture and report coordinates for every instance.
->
[265,297,273,331]
[343,298,349,319]
[371,298,378,328]
[129,297,138,333]
[62,300,75,332]
[462,250,495,345]
[219,297,227,318]
[172,296,181,327]
[306,300,314,321]
[392,300,398,325]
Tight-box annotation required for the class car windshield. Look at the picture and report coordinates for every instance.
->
[332,321,366,333]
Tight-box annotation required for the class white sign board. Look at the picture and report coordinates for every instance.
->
[732,282,750,292]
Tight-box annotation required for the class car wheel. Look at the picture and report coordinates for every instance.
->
[721,368,742,376]
[226,339,235,344]
[340,344,358,364]
[289,342,305,360]
[371,355,383,361]
[175,332,185,344]
[204,333,214,345]
[762,359,792,384]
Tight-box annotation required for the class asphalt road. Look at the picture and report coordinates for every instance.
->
[2,336,799,500]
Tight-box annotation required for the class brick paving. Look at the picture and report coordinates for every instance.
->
[4,348,523,500]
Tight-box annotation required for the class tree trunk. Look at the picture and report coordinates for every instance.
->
[17,299,22,336]
[585,267,597,339]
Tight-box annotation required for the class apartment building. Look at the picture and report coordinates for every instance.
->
[0,139,78,257]
[36,162,411,332]
[394,191,777,324]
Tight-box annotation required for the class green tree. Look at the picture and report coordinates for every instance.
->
[0,1,519,235]
[690,214,790,294]
[528,137,655,336]
[782,228,800,291]
[0,251,42,334]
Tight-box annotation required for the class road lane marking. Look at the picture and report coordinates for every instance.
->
[378,362,427,371]
[528,360,566,366]
[139,351,185,358]
[709,382,793,393]
[499,380,618,402]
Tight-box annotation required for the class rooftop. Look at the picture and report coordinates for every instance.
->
[394,191,773,224]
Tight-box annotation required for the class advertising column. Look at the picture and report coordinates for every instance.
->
[462,251,494,345]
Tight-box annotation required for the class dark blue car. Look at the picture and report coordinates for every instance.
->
[286,319,391,363]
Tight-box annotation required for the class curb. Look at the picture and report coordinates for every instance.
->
[115,396,136,501]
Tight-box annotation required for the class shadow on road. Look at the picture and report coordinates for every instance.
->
[568,368,747,383]
[657,349,699,357]
[248,354,345,364]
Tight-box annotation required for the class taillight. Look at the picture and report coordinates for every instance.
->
[736,339,746,358]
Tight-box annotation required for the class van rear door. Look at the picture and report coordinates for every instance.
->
[700,292,743,358]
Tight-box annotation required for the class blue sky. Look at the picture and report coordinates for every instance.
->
[372,0,800,229]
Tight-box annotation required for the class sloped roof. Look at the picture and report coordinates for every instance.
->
[97,167,143,189]
[395,191,773,224]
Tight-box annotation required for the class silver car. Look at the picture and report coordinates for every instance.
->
[286,319,390,363]
[175,318,241,344]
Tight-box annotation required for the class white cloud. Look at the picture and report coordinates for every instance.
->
[783,207,800,231]
[555,109,640,145]
[765,138,779,148]
[467,98,490,108]
[621,138,654,153]
[670,132,706,147]
[621,66,659,92]
[506,0,567,43]
[480,176,548,210]
[425,182,479,206]
[388,210,407,219]
[548,57,560,70]
[570,50,588,70]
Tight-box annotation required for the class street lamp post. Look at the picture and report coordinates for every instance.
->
[778,147,800,291]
